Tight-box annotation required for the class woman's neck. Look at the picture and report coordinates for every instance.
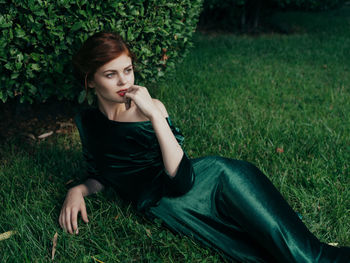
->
[98,101,126,121]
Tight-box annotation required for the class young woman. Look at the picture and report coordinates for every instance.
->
[59,32,350,262]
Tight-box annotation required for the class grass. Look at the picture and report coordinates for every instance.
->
[1,6,350,262]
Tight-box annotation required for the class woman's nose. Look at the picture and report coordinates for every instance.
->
[117,74,126,86]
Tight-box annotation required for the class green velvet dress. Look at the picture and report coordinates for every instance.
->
[75,108,350,263]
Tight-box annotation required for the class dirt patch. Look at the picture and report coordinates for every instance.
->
[0,99,83,144]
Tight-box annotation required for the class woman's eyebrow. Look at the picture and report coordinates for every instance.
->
[103,64,133,73]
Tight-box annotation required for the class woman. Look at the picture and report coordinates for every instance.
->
[59,32,350,262]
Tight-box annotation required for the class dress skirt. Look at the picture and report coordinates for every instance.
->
[75,109,350,262]
[148,156,350,263]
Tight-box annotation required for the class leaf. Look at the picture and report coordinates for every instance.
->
[51,232,58,260]
[0,22,12,28]
[87,92,94,105]
[30,53,41,62]
[15,62,22,70]
[327,242,338,247]
[0,15,12,28]
[37,131,54,139]
[143,27,154,33]
[25,83,37,94]
[65,179,74,185]
[71,22,82,32]
[0,230,17,241]
[22,133,36,140]
[4,63,13,70]
[157,71,165,77]
[91,256,105,263]
[15,28,26,38]
[33,9,46,17]
[0,91,7,103]
[78,90,86,104]
[145,229,152,237]
[276,147,284,153]
[127,27,134,41]
[11,73,20,79]
[31,64,41,71]
[56,121,74,128]
[161,54,169,61]
[55,129,67,134]
[130,9,139,16]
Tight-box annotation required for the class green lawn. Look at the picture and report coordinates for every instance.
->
[1,6,350,263]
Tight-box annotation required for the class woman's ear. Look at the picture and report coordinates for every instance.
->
[87,79,96,89]
[84,73,95,89]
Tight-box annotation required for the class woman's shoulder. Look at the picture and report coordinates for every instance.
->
[152,98,169,118]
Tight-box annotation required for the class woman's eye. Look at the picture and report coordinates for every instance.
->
[125,68,133,74]
[106,73,114,78]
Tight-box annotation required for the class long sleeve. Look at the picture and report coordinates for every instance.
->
[163,152,195,196]
[74,109,195,208]
[74,112,106,186]
[81,145,107,186]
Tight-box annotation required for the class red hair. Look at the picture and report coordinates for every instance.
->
[72,32,135,92]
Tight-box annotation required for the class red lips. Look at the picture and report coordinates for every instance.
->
[117,89,128,97]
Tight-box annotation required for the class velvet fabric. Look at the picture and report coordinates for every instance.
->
[75,108,350,263]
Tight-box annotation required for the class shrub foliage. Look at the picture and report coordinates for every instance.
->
[274,0,346,10]
[0,0,203,103]
[199,0,346,32]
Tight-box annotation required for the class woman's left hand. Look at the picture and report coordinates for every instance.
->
[125,85,161,120]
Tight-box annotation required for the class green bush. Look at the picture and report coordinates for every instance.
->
[0,0,203,104]
[199,0,346,32]
[201,0,345,12]
[273,0,346,11]
[198,0,243,30]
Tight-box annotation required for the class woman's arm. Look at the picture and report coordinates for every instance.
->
[59,179,104,234]
[150,99,184,177]
[125,86,183,177]
[79,178,105,196]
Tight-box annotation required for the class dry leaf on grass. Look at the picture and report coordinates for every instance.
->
[145,229,152,237]
[55,129,67,134]
[0,230,17,241]
[56,121,74,128]
[22,133,36,140]
[91,256,105,263]
[51,232,58,260]
[276,147,284,153]
[65,179,74,185]
[328,242,338,247]
[38,131,54,139]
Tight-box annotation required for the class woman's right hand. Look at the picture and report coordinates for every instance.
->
[125,85,162,120]
[59,186,89,234]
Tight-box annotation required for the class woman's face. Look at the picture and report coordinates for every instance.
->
[89,53,134,105]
